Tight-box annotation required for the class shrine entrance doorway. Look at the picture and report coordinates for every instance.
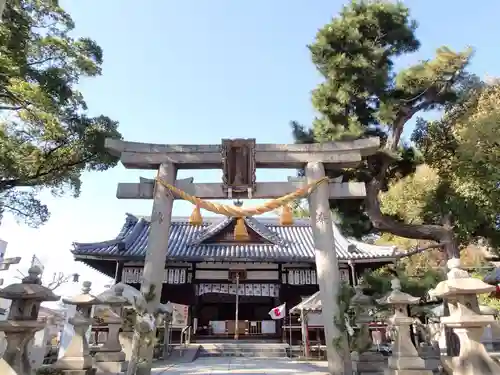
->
[195,292,279,339]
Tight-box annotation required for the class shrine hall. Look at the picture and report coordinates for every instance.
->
[71,213,398,340]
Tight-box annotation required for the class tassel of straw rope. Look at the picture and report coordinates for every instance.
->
[154,177,329,217]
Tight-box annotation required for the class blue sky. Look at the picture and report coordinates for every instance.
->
[1,0,499,298]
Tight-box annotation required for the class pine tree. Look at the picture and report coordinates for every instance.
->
[291,0,500,259]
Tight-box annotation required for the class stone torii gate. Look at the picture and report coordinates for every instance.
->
[105,137,379,375]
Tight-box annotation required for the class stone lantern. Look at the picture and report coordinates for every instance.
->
[94,284,129,375]
[377,278,432,375]
[433,258,500,375]
[0,266,59,375]
[53,281,102,375]
[350,285,386,374]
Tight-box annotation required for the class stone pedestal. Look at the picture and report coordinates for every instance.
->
[94,285,128,375]
[118,305,136,371]
[0,267,59,375]
[418,343,441,371]
[55,369,96,375]
[28,319,52,369]
[118,331,133,370]
[434,258,500,375]
[490,322,500,351]
[350,286,386,374]
[94,354,126,375]
[378,278,432,375]
[94,320,126,375]
[352,351,387,374]
[52,281,101,375]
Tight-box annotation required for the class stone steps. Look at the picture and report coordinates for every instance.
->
[167,345,201,363]
[196,341,289,358]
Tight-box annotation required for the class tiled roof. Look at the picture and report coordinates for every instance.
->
[290,291,321,313]
[72,214,397,263]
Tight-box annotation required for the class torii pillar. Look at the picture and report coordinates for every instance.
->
[138,163,176,369]
[307,161,350,375]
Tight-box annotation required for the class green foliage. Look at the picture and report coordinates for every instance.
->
[412,80,500,248]
[361,262,444,300]
[379,165,439,226]
[307,1,420,142]
[292,0,499,253]
[470,271,500,311]
[290,199,310,218]
[0,0,121,227]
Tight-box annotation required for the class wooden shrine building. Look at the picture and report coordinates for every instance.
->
[72,213,397,340]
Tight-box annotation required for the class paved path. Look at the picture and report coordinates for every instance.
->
[152,357,329,374]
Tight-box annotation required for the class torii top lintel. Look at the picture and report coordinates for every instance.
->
[104,137,380,170]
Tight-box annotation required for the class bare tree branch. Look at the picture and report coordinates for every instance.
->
[47,273,71,291]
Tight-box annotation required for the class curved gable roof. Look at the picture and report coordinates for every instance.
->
[72,214,397,263]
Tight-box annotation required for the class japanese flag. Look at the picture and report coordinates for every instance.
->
[268,303,286,320]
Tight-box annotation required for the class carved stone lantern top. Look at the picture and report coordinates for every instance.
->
[350,285,372,307]
[99,284,129,307]
[432,259,496,328]
[62,281,101,306]
[433,259,495,298]
[377,278,420,326]
[0,266,60,326]
[377,278,420,306]
[351,285,373,325]
[0,266,59,302]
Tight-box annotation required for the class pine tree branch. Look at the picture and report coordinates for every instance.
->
[0,105,23,111]
[1,203,31,218]
[0,155,94,191]
[396,243,444,259]
[365,178,457,257]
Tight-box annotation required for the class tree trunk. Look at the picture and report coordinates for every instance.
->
[364,179,459,258]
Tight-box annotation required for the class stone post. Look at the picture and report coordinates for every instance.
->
[305,161,351,375]
[489,321,500,351]
[27,317,53,370]
[0,267,59,375]
[413,317,441,371]
[350,286,385,374]
[155,303,173,359]
[483,267,500,351]
[53,281,101,375]
[0,0,6,19]
[134,162,176,375]
[433,258,500,375]
[95,285,129,375]
[119,308,134,369]
[377,278,432,375]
